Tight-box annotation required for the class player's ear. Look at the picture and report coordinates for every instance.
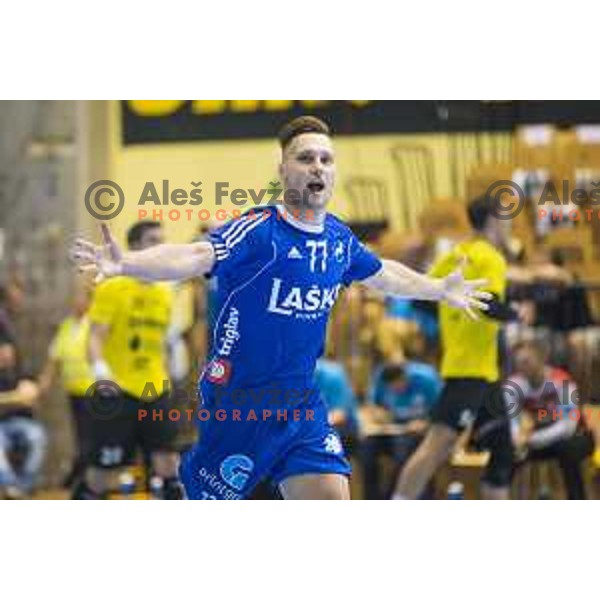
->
[278,160,285,181]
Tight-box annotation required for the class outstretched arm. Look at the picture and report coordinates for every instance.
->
[71,224,216,282]
[362,258,492,319]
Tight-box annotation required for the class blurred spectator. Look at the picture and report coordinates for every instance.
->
[383,231,441,360]
[0,277,24,345]
[507,250,591,335]
[327,287,386,398]
[38,284,94,488]
[529,250,591,333]
[314,357,359,454]
[385,298,438,360]
[506,248,597,390]
[508,340,595,499]
[361,356,441,499]
[0,333,46,498]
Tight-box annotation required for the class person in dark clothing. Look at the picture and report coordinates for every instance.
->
[0,333,46,498]
[508,340,595,500]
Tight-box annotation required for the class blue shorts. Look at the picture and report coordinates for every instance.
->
[179,383,351,500]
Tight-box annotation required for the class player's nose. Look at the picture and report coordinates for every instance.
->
[310,163,323,176]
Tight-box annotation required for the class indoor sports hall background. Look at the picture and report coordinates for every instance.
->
[2,100,600,499]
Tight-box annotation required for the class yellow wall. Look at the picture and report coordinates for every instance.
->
[105,101,511,245]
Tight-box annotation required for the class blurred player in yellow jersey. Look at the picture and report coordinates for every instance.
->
[39,284,94,489]
[394,196,517,500]
[80,221,180,499]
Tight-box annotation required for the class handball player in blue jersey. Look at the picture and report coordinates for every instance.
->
[72,116,491,500]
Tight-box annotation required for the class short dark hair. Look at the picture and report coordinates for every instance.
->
[467,195,496,231]
[127,221,161,249]
[278,116,331,151]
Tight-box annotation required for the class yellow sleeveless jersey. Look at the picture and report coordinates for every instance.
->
[429,238,507,383]
[49,316,94,396]
[88,277,173,398]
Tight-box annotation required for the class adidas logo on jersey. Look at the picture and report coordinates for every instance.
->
[287,246,303,259]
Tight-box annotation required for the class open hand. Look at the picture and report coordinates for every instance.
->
[440,257,493,320]
[70,224,123,283]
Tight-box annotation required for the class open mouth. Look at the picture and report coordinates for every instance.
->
[307,182,325,193]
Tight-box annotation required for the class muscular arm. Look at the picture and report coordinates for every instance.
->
[71,225,216,283]
[361,259,491,317]
[362,259,445,301]
[120,242,216,282]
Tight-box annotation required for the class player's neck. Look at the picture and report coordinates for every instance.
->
[278,203,326,233]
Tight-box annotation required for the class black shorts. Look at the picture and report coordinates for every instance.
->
[82,392,179,469]
[432,378,514,488]
[69,395,93,460]
[432,379,500,432]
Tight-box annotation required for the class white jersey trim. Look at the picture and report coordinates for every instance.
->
[276,204,324,234]
[213,212,270,260]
